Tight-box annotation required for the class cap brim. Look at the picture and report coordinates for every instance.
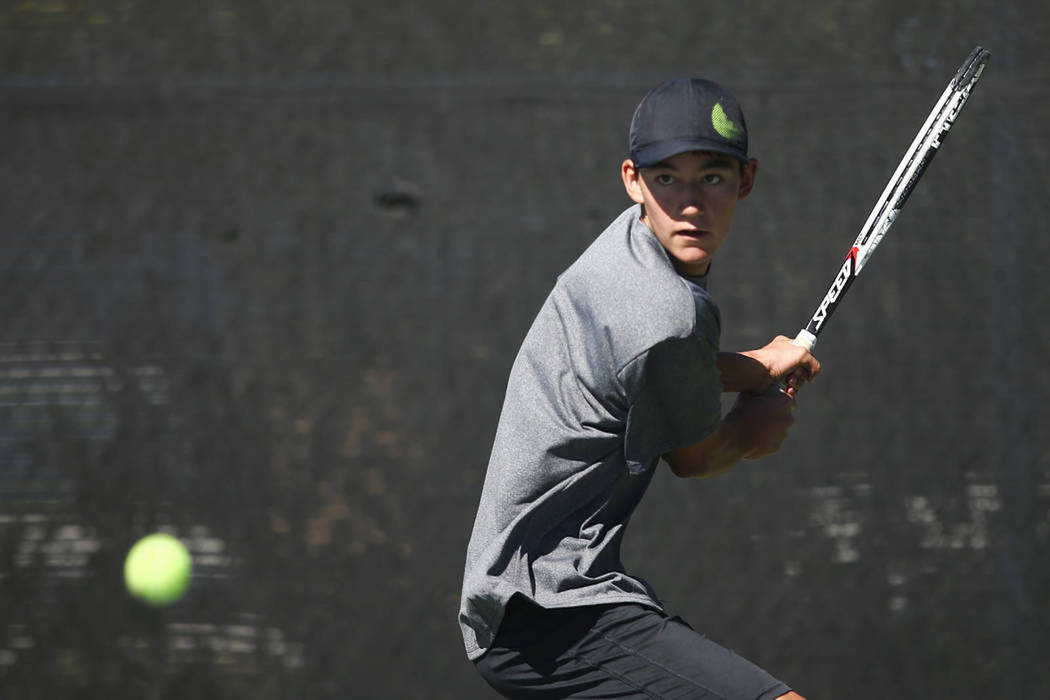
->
[631,138,748,168]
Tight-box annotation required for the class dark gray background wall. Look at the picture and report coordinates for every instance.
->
[2,2,1048,698]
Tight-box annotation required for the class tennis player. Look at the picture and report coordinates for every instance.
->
[459,77,820,699]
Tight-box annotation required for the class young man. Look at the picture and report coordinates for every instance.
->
[459,77,820,699]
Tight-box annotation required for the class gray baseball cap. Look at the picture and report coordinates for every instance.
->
[629,77,749,167]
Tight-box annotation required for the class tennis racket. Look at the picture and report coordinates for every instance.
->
[788,45,991,357]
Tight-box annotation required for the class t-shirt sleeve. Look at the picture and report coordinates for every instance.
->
[621,334,723,474]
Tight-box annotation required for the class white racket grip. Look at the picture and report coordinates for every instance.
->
[793,329,817,352]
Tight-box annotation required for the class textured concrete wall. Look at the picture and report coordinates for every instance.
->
[1,2,1047,698]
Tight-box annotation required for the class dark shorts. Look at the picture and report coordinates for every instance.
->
[474,596,791,700]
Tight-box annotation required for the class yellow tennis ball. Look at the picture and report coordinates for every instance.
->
[124,533,192,606]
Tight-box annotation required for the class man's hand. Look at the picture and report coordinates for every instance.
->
[740,335,821,395]
[724,388,797,460]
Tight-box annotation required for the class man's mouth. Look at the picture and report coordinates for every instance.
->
[676,228,709,238]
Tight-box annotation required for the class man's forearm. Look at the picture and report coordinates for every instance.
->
[716,351,770,394]
[719,337,822,396]
[663,419,747,479]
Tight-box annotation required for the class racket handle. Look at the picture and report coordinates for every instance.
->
[792,329,817,353]
[770,329,818,394]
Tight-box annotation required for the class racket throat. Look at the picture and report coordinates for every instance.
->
[808,246,860,335]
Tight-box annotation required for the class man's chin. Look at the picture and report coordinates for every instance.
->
[672,254,711,276]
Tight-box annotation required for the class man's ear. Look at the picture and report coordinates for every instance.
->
[737,158,758,200]
[621,159,646,204]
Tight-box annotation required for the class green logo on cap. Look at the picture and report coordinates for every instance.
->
[712,102,743,141]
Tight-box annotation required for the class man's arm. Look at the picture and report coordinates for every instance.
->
[663,416,748,479]
[663,390,796,479]
[666,335,821,479]
[716,352,768,394]
[718,335,822,396]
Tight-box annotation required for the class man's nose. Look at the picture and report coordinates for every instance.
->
[680,187,704,214]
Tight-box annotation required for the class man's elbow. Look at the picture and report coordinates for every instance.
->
[663,442,740,479]
[663,452,705,479]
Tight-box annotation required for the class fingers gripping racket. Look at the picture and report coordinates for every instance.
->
[787,46,991,360]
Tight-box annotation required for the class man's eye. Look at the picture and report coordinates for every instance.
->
[655,174,675,185]
[705,174,724,185]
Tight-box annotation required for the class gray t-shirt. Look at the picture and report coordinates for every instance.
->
[459,205,723,660]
